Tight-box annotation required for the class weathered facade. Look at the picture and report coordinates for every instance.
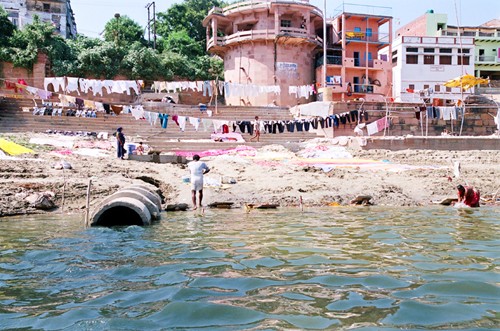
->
[320,5,393,102]
[203,0,324,107]
[0,0,77,38]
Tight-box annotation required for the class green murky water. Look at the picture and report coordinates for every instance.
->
[0,206,499,330]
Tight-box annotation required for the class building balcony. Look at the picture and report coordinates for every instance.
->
[316,55,343,67]
[476,56,499,64]
[214,0,322,17]
[207,28,322,50]
[439,29,499,39]
[337,30,390,44]
[341,57,390,69]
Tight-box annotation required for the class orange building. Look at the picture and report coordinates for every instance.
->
[203,1,393,106]
[203,0,324,107]
[319,4,393,102]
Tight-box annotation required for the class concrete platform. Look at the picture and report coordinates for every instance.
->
[362,136,500,151]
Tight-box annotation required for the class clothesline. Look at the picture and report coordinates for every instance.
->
[152,80,317,98]
[44,77,143,97]
[1,78,143,109]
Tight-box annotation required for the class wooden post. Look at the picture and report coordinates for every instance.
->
[85,179,92,227]
[61,168,66,213]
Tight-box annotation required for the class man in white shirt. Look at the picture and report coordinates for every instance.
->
[188,154,210,210]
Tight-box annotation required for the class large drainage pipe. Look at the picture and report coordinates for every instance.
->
[90,185,162,227]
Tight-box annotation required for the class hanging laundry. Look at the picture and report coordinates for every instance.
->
[177,116,187,131]
[158,113,169,129]
[189,117,201,131]
[37,90,52,99]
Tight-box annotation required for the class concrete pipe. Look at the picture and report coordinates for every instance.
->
[90,197,152,227]
[125,185,162,211]
[108,189,161,220]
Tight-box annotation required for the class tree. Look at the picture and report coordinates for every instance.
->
[162,30,204,57]
[50,35,102,77]
[103,15,145,47]
[122,43,164,80]
[156,0,225,46]
[0,7,15,47]
[77,41,126,78]
[193,55,223,81]
[160,51,195,80]
[7,16,72,69]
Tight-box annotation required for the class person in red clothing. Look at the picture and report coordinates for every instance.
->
[456,185,480,207]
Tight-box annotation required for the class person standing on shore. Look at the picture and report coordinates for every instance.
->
[456,184,480,207]
[188,154,210,210]
[250,116,262,142]
[116,127,126,160]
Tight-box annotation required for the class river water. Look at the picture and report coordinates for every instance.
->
[0,207,499,330]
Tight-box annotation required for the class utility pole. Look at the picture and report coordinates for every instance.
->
[146,2,156,49]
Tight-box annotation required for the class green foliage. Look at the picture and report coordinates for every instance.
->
[122,43,164,80]
[103,15,145,47]
[160,51,195,80]
[156,0,225,45]
[193,55,223,81]
[0,2,227,82]
[162,30,204,57]
[0,7,15,47]
[77,41,126,78]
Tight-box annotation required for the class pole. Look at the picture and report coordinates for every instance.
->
[322,0,327,88]
[153,2,157,50]
[61,168,66,213]
[85,179,92,227]
[147,5,151,46]
[215,78,218,115]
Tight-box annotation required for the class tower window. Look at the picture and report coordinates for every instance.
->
[280,20,291,28]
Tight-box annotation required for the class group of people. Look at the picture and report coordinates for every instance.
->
[115,127,146,160]
[115,126,480,210]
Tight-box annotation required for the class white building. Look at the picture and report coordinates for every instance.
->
[391,35,474,103]
[0,0,77,39]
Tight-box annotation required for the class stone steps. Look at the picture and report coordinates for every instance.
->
[0,97,322,153]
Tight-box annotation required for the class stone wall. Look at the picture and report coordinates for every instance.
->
[1,53,48,89]
[323,101,498,137]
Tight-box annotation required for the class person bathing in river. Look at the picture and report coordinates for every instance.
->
[456,184,480,207]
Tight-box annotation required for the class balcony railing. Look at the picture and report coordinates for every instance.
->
[207,28,321,48]
[211,1,322,17]
[476,55,498,63]
[316,55,342,66]
[341,30,390,43]
[440,29,499,38]
[352,83,375,93]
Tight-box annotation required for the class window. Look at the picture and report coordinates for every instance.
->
[366,28,372,37]
[458,56,470,65]
[392,56,398,64]
[439,55,452,65]
[392,50,397,56]
[424,48,434,53]
[439,48,452,53]
[458,48,470,53]
[406,47,418,53]
[446,87,452,92]
[434,85,441,92]
[406,54,418,64]
[424,84,429,90]
[43,3,50,12]
[424,55,434,64]
[409,84,415,90]
[280,20,291,28]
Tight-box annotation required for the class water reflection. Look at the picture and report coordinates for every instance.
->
[0,207,499,330]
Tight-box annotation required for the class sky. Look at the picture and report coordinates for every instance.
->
[70,0,499,39]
